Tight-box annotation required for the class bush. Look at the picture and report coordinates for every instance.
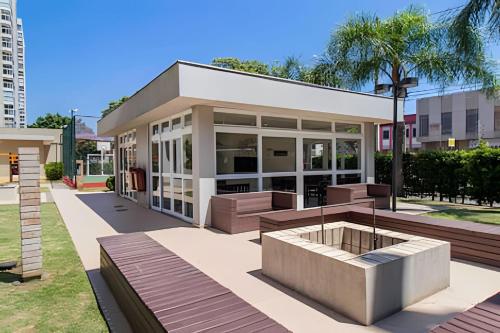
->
[44,162,63,180]
[106,176,115,191]
[375,143,500,206]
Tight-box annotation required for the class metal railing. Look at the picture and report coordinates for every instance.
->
[320,198,377,250]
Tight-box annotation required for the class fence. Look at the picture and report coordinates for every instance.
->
[87,153,114,176]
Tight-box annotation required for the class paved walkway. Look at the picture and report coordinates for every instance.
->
[52,188,500,333]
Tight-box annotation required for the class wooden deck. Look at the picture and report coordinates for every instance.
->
[430,292,500,332]
[98,233,290,333]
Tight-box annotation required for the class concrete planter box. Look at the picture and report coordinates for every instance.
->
[262,222,450,325]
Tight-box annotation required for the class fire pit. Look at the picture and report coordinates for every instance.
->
[262,221,450,325]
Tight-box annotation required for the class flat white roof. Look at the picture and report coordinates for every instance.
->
[98,60,401,136]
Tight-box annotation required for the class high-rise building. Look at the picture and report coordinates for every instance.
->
[0,0,26,128]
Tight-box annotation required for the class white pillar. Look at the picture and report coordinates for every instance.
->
[296,137,304,210]
[192,106,216,227]
[364,122,375,184]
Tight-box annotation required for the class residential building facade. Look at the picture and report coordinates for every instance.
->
[417,90,500,149]
[378,114,421,152]
[98,61,401,227]
[0,0,26,128]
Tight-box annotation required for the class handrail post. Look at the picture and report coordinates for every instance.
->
[372,198,377,250]
[321,205,325,244]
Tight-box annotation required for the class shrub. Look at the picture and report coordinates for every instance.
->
[106,176,115,191]
[44,162,63,180]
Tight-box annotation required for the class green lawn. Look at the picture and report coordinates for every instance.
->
[425,208,500,225]
[0,203,107,332]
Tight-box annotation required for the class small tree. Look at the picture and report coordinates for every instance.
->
[29,113,71,129]
[101,96,129,118]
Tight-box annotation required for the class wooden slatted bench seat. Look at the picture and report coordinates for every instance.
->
[430,292,500,332]
[98,233,290,333]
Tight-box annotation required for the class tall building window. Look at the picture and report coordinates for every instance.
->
[2,52,11,62]
[441,112,452,135]
[466,109,478,134]
[1,24,10,35]
[494,106,500,131]
[3,79,13,89]
[2,63,12,75]
[1,37,11,48]
[1,10,11,21]
[419,115,429,137]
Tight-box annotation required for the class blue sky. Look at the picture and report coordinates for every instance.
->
[19,0,499,124]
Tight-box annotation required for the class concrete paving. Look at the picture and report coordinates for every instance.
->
[52,188,500,333]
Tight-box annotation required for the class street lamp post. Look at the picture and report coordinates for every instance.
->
[376,77,418,212]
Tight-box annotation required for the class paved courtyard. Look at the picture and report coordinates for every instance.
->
[51,188,500,333]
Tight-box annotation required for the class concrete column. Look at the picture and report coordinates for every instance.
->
[135,124,150,208]
[192,106,216,227]
[364,122,375,184]
[18,147,42,280]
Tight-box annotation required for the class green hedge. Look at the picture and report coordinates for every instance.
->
[106,176,115,191]
[375,142,500,206]
[44,162,63,180]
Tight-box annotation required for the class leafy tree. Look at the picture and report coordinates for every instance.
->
[322,6,496,93]
[211,57,270,75]
[101,96,129,118]
[28,113,71,129]
[448,0,499,55]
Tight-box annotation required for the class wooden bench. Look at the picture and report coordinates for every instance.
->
[260,206,500,268]
[327,183,391,209]
[98,233,290,332]
[211,191,296,234]
[430,292,500,332]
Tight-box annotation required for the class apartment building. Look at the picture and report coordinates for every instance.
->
[0,0,26,128]
[378,114,421,152]
[417,90,500,149]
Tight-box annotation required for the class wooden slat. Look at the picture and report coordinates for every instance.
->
[98,233,290,332]
[430,293,500,333]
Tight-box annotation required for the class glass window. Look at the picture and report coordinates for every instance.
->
[336,173,361,185]
[216,133,257,174]
[261,116,297,130]
[216,178,258,194]
[183,134,192,175]
[152,124,159,135]
[466,109,478,134]
[172,117,182,130]
[382,129,390,140]
[184,114,192,127]
[151,142,159,173]
[412,127,416,137]
[304,175,331,208]
[183,179,193,218]
[336,139,361,170]
[419,115,429,137]
[495,106,500,131]
[405,128,409,138]
[441,112,452,135]
[214,112,256,126]
[302,119,331,132]
[303,138,331,171]
[263,176,296,193]
[173,178,182,214]
[162,177,171,210]
[335,123,361,134]
[173,138,182,173]
[161,121,170,133]
[162,141,170,173]
[262,137,296,173]
[152,176,160,208]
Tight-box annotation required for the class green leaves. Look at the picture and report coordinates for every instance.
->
[28,113,71,129]
[325,6,497,93]
[101,96,129,118]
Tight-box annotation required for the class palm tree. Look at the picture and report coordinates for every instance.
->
[321,6,496,210]
[449,0,499,54]
[322,6,496,93]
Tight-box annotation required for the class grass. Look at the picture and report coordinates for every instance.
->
[425,208,500,225]
[0,203,108,332]
[399,198,500,225]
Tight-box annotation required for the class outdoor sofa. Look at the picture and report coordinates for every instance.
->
[211,191,296,234]
[327,183,391,209]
